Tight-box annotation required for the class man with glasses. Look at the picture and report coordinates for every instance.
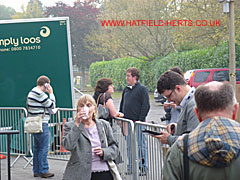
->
[162,81,240,180]
[155,70,199,146]
[162,67,183,129]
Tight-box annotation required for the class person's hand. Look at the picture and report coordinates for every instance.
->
[153,131,170,144]
[169,103,177,109]
[165,102,176,109]
[163,102,171,109]
[116,112,124,126]
[75,112,82,127]
[46,84,53,94]
[167,123,177,135]
[117,112,124,118]
[75,109,87,127]
[93,147,103,156]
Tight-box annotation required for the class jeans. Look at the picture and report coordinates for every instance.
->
[33,123,50,174]
[126,125,148,172]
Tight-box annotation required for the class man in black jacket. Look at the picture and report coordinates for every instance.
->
[120,67,150,176]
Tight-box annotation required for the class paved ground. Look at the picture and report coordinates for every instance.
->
[0,93,166,180]
[1,157,67,180]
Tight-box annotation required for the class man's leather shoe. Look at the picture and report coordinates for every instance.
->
[41,172,54,178]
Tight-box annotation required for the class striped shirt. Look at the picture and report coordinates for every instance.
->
[27,87,56,123]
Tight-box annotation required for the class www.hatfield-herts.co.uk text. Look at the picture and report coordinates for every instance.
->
[101,19,221,27]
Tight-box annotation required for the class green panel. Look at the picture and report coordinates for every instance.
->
[0,18,73,108]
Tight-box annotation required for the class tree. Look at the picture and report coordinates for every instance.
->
[89,0,239,60]
[89,0,178,61]
[45,1,101,87]
[0,5,16,20]
[12,0,44,19]
[233,1,240,45]
[171,0,229,49]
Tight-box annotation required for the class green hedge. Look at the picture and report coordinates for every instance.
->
[90,42,240,92]
[149,42,240,91]
[89,57,149,91]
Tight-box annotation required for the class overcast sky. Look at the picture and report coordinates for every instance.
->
[0,0,76,12]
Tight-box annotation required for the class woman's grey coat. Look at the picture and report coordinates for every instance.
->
[62,119,119,180]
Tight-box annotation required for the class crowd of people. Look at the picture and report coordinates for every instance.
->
[26,66,240,180]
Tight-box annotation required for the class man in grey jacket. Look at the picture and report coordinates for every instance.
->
[162,81,240,180]
[155,70,199,146]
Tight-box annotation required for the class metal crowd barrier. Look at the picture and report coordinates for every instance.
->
[0,107,168,180]
[47,108,76,160]
[46,111,168,180]
[112,118,167,180]
[0,107,32,168]
[112,117,136,180]
[135,121,168,180]
[23,108,77,168]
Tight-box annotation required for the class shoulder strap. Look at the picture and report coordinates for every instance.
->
[96,93,102,106]
[183,134,189,180]
[96,93,106,107]
[101,122,108,147]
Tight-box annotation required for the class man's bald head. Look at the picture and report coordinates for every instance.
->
[194,81,237,115]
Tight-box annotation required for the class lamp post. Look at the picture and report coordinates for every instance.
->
[219,0,236,91]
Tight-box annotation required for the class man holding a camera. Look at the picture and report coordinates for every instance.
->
[162,81,240,180]
[155,70,199,146]
[161,101,181,135]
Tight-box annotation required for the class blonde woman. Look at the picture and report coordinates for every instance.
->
[62,94,120,180]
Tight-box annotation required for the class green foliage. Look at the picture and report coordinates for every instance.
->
[90,42,240,92]
[150,42,240,91]
[90,57,149,91]
[0,5,16,20]
[12,0,44,19]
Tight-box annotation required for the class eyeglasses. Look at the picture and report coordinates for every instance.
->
[164,89,175,100]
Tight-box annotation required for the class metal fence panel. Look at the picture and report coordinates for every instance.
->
[112,118,135,180]
[0,107,31,167]
[0,107,168,180]
[134,121,167,180]
[47,108,76,161]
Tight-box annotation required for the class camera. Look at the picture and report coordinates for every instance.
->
[160,111,171,122]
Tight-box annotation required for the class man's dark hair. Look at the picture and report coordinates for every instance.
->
[157,71,187,94]
[95,78,113,93]
[126,67,140,81]
[170,66,184,77]
[194,82,235,114]
[37,75,50,86]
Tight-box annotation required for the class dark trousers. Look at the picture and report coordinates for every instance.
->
[91,171,113,180]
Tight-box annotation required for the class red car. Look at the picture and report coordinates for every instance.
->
[184,68,240,88]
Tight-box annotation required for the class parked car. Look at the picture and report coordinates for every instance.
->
[185,68,240,88]
[153,89,166,104]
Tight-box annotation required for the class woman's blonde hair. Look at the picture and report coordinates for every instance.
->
[75,94,97,119]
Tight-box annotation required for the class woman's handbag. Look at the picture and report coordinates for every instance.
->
[24,101,46,133]
[102,123,122,180]
[97,93,110,119]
